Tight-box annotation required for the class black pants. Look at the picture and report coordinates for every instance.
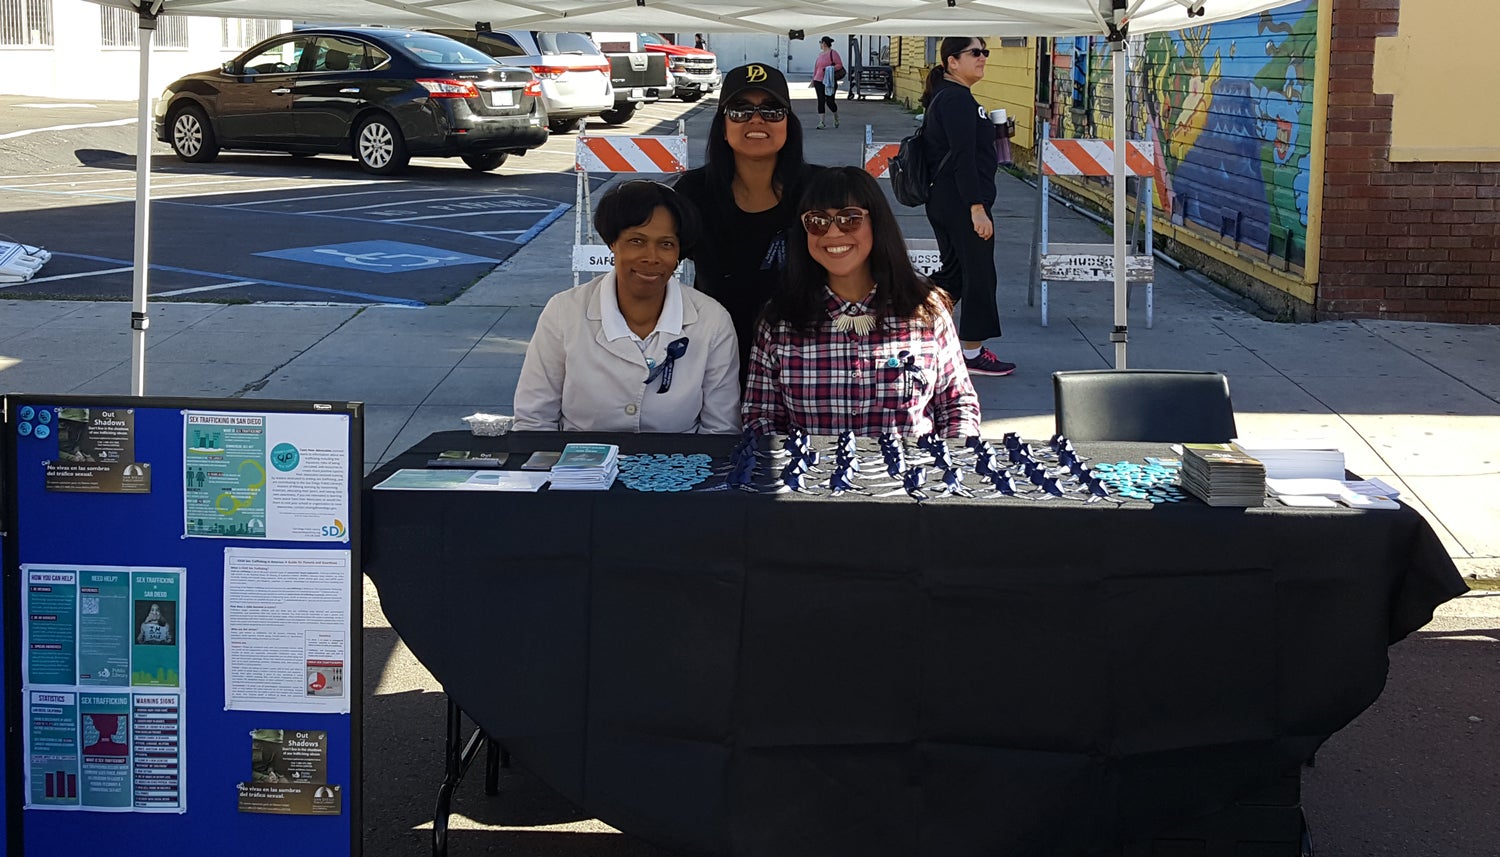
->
[925,197,1002,342]
[812,81,838,116]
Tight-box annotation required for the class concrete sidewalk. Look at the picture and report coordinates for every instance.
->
[5,88,1492,578]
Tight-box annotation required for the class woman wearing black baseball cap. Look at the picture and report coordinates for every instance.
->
[674,63,822,383]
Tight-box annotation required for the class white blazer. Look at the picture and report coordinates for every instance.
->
[513,273,742,433]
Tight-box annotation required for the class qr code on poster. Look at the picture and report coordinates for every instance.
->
[81,595,99,615]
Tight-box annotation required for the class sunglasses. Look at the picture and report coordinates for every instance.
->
[724,104,789,123]
[801,207,869,236]
[955,48,990,59]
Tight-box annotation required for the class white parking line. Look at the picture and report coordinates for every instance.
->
[0,177,386,204]
[0,118,137,140]
[385,210,556,223]
[154,280,257,297]
[0,169,102,180]
[12,174,166,188]
[20,266,134,284]
[14,174,297,191]
[304,194,517,214]
[10,172,277,188]
[152,178,367,198]
[219,187,405,206]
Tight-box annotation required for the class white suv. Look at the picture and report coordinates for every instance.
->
[427,28,613,133]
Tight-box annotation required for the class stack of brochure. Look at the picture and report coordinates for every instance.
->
[547,443,620,490]
[1237,446,1345,480]
[1180,443,1267,507]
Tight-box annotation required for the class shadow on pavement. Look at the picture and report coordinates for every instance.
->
[1302,627,1499,857]
[362,625,678,856]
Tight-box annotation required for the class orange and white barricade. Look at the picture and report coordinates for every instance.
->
[860,127,968,280]
[862,124,899,179]
[1029,122,1158,328]
[572,123,688,284]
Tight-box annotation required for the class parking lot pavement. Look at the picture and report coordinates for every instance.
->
[0,94,710,306]
[0,156,585,306]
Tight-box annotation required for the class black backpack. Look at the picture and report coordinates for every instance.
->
[888,92,953,207]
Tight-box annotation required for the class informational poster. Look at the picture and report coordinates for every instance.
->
[42,406,151,494]
[132,694,185,810]
[25,568,78,686]
[20,564,187,812]
[79,693,131,809]
[183,411,350,542]
[237,729,342,815]
[79,570,131,687]
[26,691,79,808]
[132,570,182,687]
[224,549,351,714]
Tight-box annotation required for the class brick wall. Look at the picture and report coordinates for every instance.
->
[1319,0,1500,323]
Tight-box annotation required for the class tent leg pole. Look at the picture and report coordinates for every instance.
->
[130,8,158,397]
[1111,41,1128,369]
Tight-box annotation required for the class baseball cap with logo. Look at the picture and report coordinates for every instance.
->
[718,63,792,114]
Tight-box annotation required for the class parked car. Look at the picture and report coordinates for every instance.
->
[590,33,670,124]
[636,32,720,102]
[427,28,614,133]
[153,27,547,175]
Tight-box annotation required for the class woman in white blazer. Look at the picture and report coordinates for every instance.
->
[513,181,742,433]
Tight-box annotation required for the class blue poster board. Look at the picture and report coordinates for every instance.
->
[2,396,361,857]
[2,527,10,857]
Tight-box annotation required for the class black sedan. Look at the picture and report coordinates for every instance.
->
[154,27,549,175]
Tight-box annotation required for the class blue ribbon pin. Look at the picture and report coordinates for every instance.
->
[644,337,689,394]
[760,231,788,271]
[896,350,928,397]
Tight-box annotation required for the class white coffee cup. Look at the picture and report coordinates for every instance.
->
[990,108,1008,125]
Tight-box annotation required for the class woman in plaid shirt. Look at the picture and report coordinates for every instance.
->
[742,167,981,439]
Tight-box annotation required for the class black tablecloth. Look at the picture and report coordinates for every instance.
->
[363,431,1465,857]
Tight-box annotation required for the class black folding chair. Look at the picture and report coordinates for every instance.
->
[1052,369,1238,443]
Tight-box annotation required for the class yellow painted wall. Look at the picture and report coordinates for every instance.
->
[1372,0,1500,162]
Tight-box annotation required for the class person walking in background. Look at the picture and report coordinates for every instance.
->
[920,37,1015,377]
[694,33,706,50]
[743,167,980,439]
[810,37,844,129]
[674,63,822,380]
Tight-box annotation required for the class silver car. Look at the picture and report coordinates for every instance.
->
[427,28,613,133]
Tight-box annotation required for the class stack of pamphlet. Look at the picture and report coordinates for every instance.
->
[1237,446,1345,480]
[547,443,620,490]
[1180,443,1267,507]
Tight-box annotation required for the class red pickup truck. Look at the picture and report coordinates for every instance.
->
[637,33,721,102]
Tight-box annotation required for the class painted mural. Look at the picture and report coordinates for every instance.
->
[1060,1,1317,269]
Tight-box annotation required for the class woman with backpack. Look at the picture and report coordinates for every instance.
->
[920,37,1015,377]
[810,36,844,129]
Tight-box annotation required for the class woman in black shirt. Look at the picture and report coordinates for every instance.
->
[674,63,820,380]
[920,37,1015,377]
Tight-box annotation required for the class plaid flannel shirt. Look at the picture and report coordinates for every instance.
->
[742,286,981,438]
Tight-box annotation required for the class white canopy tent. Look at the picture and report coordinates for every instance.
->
[93,0,1302,390]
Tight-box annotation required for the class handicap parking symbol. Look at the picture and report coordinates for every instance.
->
[256,241,498,274]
